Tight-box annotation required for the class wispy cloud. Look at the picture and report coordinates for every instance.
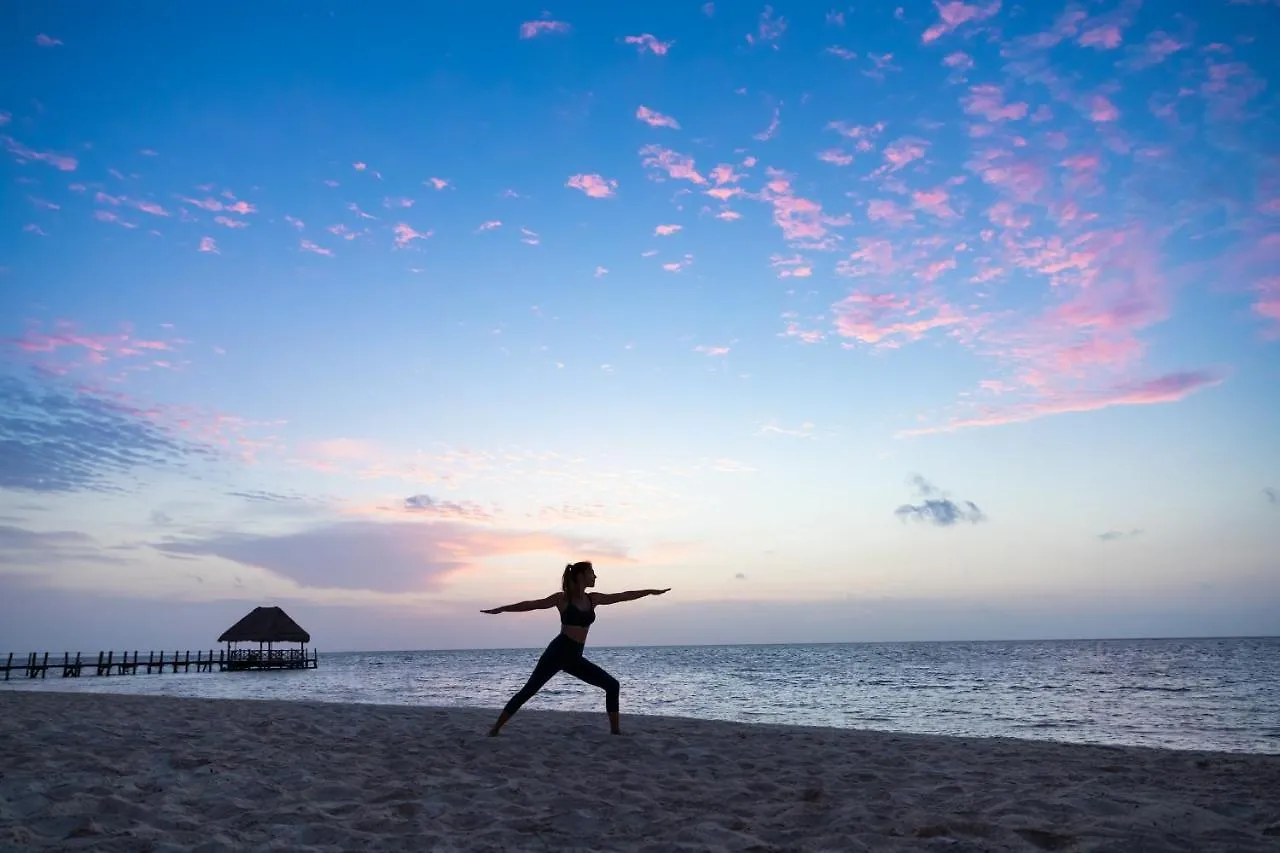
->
[624,34,672,55]
[35,34,63,47]
[392,223,432,249]
[1098,528,1143,541]
[198,236,218,253]
[746,6,787,48]
[152,520,627,594]
[566,173,618,198]
[639,144,706,185]
[901,372,1224,436]
[894,475,986,526]
[636,106,680,129]
[426,177,450,190]
[654,224,682,236]
[520,20,571,39]
[300,239,334,257]
[2,135,78,171]
[694,344,729,356]
[0,375,209,494]
[921,1,1001,44]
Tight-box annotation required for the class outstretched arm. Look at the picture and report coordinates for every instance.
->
[481,592,562,614]
[591,588,670,606]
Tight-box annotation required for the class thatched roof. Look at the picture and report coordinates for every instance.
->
[218,606,310,644]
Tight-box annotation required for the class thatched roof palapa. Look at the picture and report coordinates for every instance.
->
[218,606,311,644]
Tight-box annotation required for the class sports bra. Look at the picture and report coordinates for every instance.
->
[561,595,596,628]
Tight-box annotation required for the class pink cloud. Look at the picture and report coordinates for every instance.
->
[624,34,672,55]
[133,200,170,217]
[520,20,571,39]
[353,162,368,171]
[566,173,618,198]
[639,144,706,185]
[1251,276,1280,336]
[771,254,813,278]
[746,6,787,48]
[284,215,305,230]
[214,216,248,229]
[760,170,836,246]
[300,239,334,256]
[199,236,218,253]
[1088,95,1120,122]
[383,196,415,209]
[710,164,746,185]
[1079,24,1123,49]
[35,34,63,47]
[654,224,682,236]
[636,106,680,129]
[1125,31,1187,69]
[963,84,1028,122]
[594,266,609,277]
[917,258,958,282]
[754,107,781,141]
[833,291,970,347]
[827,46,857,60]
[836,238,897,278]
[392,223,431,249]
[427,177,450,190]
[476,220,502,232]
[867,199,915,226]
[881,137,928,171]
[661,254,694,273]
[2,135,78,171]
[225,200,256,215]
[715,210,742,221]
[694,345,730,356]
[93,210,137,229]
[944,51,974,70]
[900,372,1223,436]
[180,196,223,212]
[818,149,854,166]
[921,0,1001,44]
[912,188,957,218]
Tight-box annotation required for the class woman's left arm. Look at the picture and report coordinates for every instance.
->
[592,588,670,605]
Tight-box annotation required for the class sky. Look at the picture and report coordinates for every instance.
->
[1,1,1278,653]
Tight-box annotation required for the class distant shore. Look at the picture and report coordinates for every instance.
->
[2,692,1278,852]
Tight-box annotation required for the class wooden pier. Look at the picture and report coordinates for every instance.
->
[2,647,318,680]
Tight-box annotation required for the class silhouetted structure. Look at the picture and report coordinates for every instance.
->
[217,606,318,671]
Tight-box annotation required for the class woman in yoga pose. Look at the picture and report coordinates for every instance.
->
[482,561,670,736]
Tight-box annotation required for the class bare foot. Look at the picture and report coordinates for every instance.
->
[487,726,502,737]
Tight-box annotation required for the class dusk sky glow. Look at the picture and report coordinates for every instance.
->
[1,1,1277,652]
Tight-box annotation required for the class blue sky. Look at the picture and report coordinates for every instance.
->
[1,0,1278,652]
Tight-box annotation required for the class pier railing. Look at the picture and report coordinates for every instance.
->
[2,648,318,679]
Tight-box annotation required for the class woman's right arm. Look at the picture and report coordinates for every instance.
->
[481,592,561,614]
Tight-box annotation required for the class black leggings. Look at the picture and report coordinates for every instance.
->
[502,634,620,716]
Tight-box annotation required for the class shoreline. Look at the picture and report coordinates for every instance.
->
[3,691,1279,851]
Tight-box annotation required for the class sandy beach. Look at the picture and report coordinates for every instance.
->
[1,692,1278,852]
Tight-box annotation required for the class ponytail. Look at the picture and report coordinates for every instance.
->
[561,560,592,596]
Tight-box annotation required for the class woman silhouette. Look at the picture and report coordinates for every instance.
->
[482,561,670,736]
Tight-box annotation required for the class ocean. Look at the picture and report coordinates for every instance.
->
[4,636,1277,754]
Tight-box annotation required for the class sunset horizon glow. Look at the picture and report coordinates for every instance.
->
[1,1,1277,652]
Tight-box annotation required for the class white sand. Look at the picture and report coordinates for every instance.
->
[1,692,1278,852]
